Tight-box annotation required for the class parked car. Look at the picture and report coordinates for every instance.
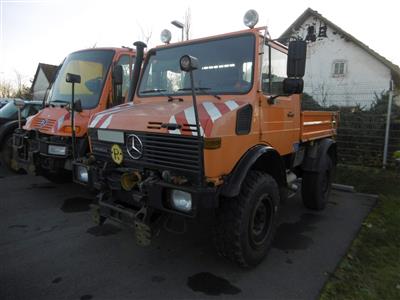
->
[0,98,10,109]
[0,99,42,169]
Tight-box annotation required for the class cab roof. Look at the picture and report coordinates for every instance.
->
[153,27,287,51]
[71,47,136,55]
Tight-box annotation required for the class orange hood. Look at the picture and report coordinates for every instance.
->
[88,99,246,137]
[24,106,93,137]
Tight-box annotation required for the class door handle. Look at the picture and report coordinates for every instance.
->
[287,112,295,117]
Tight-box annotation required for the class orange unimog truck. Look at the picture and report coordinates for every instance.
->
[12,44,146,180]
[73,10,338,267]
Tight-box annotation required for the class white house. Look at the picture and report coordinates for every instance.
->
[31,63,58,100]
[280,8,400,108]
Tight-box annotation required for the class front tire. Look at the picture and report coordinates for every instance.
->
[215,171,280,267]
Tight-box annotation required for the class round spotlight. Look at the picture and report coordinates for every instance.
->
[160,29,172,44]
[243,9,259,28]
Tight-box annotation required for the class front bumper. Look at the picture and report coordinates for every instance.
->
[73,161,218,222]
[12,129,83,174]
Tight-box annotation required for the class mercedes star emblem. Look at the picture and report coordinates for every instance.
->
[39,119,48,128]
[126,134,143,160]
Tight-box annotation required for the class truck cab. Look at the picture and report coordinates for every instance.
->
[12,47,137,180]
[75,11,338,267]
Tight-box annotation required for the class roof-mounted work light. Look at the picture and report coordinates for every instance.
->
[160,29,172,44]
[243,9,259,28]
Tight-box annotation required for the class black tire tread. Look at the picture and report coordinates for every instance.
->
[302,155,334,210]
[215,171,278,267]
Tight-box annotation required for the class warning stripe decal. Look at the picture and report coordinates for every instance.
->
[90,100,244,135]
[56,112,70,131]
[168,100,244,137]
[89,103,135,128]
[99,115,113,129]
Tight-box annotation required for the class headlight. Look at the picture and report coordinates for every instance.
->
[76,165,89,183]
[170,189,192,212]
[48,145,67,156]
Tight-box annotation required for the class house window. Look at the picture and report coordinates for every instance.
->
[333,61,346,76]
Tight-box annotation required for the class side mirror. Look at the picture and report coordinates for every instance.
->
[74,99,83,113]
[283,78,304,94]
[113,64,123,85]
[66,73,81,84]
[287,40,307,78]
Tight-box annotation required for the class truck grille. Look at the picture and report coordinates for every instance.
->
[91,131,203,183]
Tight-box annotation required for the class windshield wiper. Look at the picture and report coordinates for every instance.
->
[141,89,183,102]
[178,87,221,100]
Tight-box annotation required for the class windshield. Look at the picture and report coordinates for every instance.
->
[138,34,255,97]
[47,50,114,109]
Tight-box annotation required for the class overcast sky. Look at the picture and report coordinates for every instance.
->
[0,0,398,86]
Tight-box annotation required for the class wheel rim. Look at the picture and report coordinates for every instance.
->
[249,194,274,248]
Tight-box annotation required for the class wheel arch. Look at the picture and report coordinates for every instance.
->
[301,138,337,173]
[220,145,286,198]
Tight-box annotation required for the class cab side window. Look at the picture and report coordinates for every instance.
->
[116,55,134,100]
[261,45,287,95]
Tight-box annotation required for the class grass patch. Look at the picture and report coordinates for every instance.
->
[320,165,400,299]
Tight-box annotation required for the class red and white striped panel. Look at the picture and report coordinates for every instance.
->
[89,103,134,128]
[24,115,34,130]
[56,112,70,131]
[168,100,243,137]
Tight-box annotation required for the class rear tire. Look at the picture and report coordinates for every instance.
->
[301,155,334,210]
[215,171,280,267]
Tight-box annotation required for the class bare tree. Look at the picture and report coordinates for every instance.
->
[317,82,330,107]
[12,70,32,99]
[184,7,191,41]
[138,23,153,45]
[0,80,14,98]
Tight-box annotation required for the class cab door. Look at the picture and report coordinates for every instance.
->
[110,53,135,107]
[259,42,300,155]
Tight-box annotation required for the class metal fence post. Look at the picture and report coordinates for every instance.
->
[383,80,394,169]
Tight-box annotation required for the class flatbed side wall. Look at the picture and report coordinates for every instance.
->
[301,111,338,142]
